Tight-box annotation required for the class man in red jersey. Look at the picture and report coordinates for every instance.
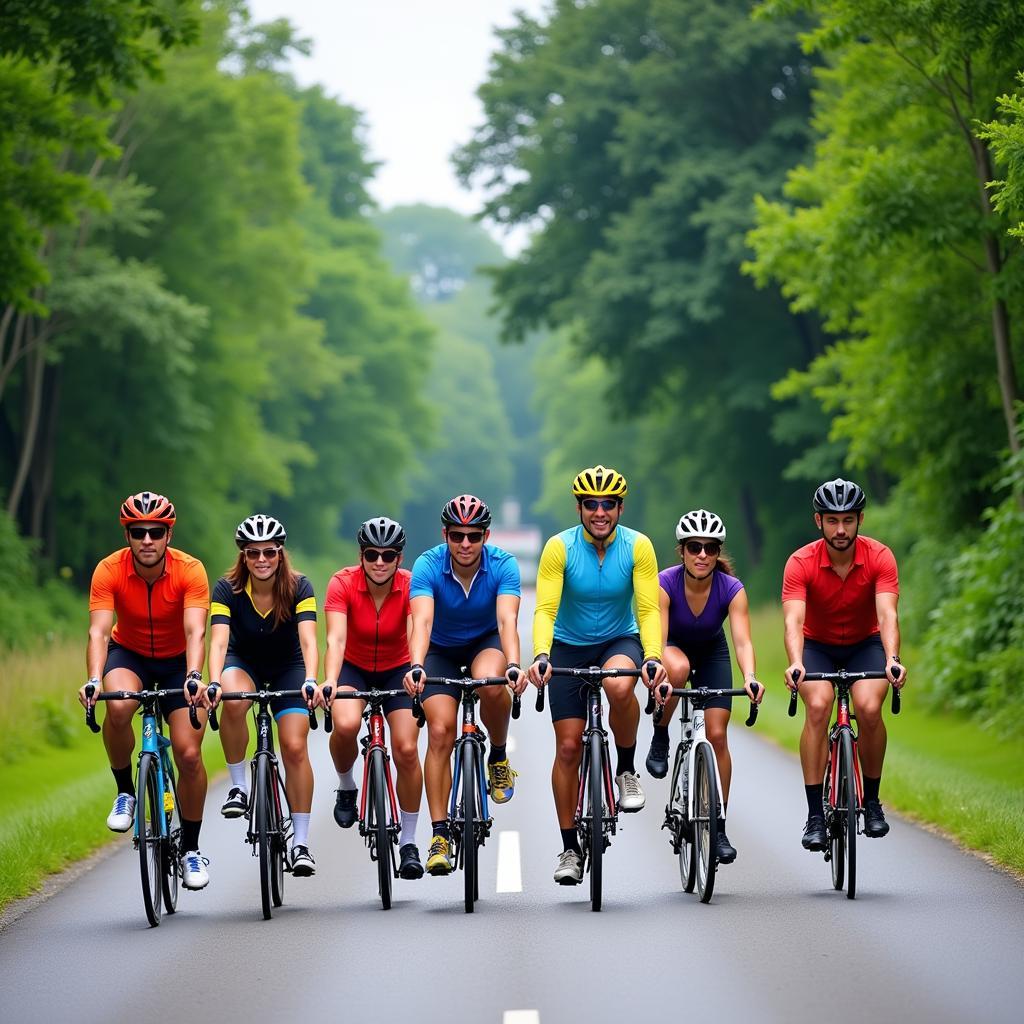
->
[782,478,906,851]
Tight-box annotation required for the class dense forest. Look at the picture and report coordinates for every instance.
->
[2,1,1024,732]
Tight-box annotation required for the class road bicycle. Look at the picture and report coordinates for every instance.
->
[84,682,203,927]
[208,682,327,919]
[325,685,426,910]
[535,662,645,912]
[655,680,760,904]
[788,666,902,899]
[413,669,521,913]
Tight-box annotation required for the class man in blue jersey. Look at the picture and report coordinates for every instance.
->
[404,494,526,876]
[527,465,666,885]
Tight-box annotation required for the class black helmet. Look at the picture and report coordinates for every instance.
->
[357,516,406,550]
[812,478,866,514]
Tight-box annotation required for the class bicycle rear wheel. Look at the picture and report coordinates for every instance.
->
[160,761,180,913]
[588,732,605,912]
[368,748,393,911]
[670,748,696,893]
[461,741,478,914]
[826,746,845,891]
[694,744,719,904]
[137,753,162,927]
[270,768,286,909]
[840,729,857,900]
[255,756,274,920]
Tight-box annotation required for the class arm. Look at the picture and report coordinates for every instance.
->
[81,609,114,706]
[207,622,230,684]
[323,610,348,692]
[632,536,666,686]
[496,593,526,693]
[875,591,904,686]
[529,536,565,685]
[782,599,806,689]
[298,618,318,681]
[404,595,434,694]
[659,586,670,649]
[726,589,762,702]
[183,605,207,678]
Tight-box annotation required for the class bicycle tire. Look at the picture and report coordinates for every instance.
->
[694,743,719,904]
[270,768,285,909]
[160,760,180,913]
[255,756,274,920]
[462,741,478,914]
[137,753,162,927]
[369,748,393,910]
[841,729,857,900]
[826,746,845,891]
[670,748,696,893]
[588,732,604,912]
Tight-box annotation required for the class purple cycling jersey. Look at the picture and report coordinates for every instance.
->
[658,565,744,649]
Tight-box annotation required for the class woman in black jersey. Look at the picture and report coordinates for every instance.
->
[207,515,320,876]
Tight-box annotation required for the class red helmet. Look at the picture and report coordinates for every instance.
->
[440,494,491,528]
[120,491,176,526]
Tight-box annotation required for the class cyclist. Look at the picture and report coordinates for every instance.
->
[207,515,320,876]
[78,492,211,890]
[783,478,905,851]
[404,494,525,876]
[527,465,666,886]
[647,509,764,864]
[321,516,425,880]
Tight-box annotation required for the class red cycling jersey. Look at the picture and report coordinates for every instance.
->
[781,535,899,646]
[324,566,411,672]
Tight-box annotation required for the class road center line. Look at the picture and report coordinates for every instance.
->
[496,830,523,893]
[503,1012,539,1024]
[506,735,518,754]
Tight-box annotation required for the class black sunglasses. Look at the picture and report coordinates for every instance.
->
[363,548,399,563]
[684,540,722,557]
[447,530,484,544]
[581,498,619,512]
[127,526,168,540]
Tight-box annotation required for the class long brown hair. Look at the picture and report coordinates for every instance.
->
[677,543,736,579]
[226,547,298,629]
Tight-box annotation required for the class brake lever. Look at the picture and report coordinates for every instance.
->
[745,681,760,727]
[788,670,800,718]
[187,680,201,730]
[84,682,100,733]
[322,684,333,733]
[206,684,220,732]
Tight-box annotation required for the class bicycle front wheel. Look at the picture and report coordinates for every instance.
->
[840,729,857,900]
[461,741,478,914]
[694,743,719,904]
[270,769,286,909]
[255,756,274,920]
[826,746,845,891]
[670,748,696,893]
[137,753,162,927]
[588,732,605,913]
[368,747,393,911]
[160,762,180,914]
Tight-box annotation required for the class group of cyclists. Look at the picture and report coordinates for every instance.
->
[79,466,906,893]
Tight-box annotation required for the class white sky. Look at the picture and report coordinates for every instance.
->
[246,0,548,247]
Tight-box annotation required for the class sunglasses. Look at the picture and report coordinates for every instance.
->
[127,526,168,541]
[581,498,619,512]
[244,546,281,561]
[447,530,484,544]
[362,549,399,564]
[684,540,722,557]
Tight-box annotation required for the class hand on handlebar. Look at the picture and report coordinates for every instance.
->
[506,664,528,695]
[642,658,667,689]
[79,678,100,709]
[203,681,222,709]
[785,663,804,691]
[527,655,551,688]
[887,656,906,688]
[319,681,336,708]
[303,679,321,710]
[404,665,425,697]
[654,681,672,706]
[744,677,765,703]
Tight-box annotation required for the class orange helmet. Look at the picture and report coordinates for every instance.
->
[120,491,176,526]
[440,494,492,527]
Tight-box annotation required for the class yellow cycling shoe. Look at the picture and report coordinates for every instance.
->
[426,835,454,876]
[488,758,518,804]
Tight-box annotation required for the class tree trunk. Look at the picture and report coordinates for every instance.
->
[7,324,46,522]
[30,362,60,552]
[738,482,763,568]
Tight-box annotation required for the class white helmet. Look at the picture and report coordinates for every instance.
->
[236,514,287,548]
[675,509,726,542]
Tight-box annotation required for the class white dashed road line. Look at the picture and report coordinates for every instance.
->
[496,830,523,893]
[503,1012,539,1024]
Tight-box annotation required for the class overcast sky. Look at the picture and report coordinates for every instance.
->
[246,0,547,245]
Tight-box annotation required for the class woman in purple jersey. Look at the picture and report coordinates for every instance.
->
[646,509,763,863]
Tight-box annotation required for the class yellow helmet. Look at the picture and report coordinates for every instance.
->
[572,465,628,499]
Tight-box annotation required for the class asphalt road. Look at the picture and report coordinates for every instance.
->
[2,590,1022,1023]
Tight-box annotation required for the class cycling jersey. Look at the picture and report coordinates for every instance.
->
[781,535,899,645]
[409,544,520,647]
[324,566,411,672]
[89,547,209,659]
[659,566,744,649]
[210,574,316,671]
[533,524,661,660]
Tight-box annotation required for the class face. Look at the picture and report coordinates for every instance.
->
[444,525,488,567]
[243,544,282,579]
[361,547,402,583]
[577,496,622,540]
[680,538,721,578]
[816,511,862,551]
[126,523,171,566]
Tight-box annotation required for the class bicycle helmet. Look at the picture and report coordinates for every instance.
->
[440,494,492,527]
[358,516,406,550]
[812,478,866,514]
[675,509,727,542]
[571,465,628,499]
[120,491,176,526]
[235,513,287,548]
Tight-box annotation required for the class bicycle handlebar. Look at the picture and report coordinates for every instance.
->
[532,660,656,714]
[83,683,206,732]
[787,667,903,716]
[652,682,761,727]
[211,687,325,731]
[327,684,426,727]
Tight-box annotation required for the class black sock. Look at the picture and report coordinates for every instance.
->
[112,765,135,796]
[488,742,507,765]
[863,776,881,802]
[805,784,824,818]
[560,828,582,855]
[652,724,669,744]
[180,818,201,852]
[616,744,636,775]
[431,819,450,840]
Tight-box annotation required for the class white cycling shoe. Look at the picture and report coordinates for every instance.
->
[106,793,136,832]
[181,850,210,890]
[553,849,583,885]
[615,771,646,812]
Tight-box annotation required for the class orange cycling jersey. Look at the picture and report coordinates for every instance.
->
[89,547,209,659]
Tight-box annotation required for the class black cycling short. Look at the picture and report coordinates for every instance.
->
[666,632,734,711]
[546,634,643,723]
[222,655,308,719]
[103,640,189,715]
[338,661,413,715]
[803,634,886,678]
[422,630,504,703]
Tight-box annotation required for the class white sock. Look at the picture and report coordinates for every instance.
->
[399,810,419,848]
[338,769,356,790]
[292,812,311,849]
[227,760,248,791]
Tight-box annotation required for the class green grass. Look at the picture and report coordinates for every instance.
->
[749,606,1024,876]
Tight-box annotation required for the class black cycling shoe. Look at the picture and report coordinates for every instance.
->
[802,814,827,851]
[716,830,737,864]
[645,737,670,779]
[333,788,357,829]
[398,843,424,880]
[863,799,890,838]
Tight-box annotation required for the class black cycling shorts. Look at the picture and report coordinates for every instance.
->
[546,634,643,722]
[422,630,504,703]
[103,640,189,715]
[666,632,735,711]
[803,634,886,679]
[222,655,308,719]
[338,661,413,715]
